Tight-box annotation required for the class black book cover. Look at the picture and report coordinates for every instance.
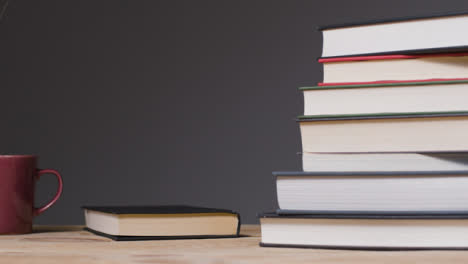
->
[297,111,468,122]
[82,205,237,215]
[84,227,240,241]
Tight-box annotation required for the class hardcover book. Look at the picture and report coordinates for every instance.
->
[301,152,468,172]
[320,12,468,57]
[274,170,468,212]
[300,79,468,116]
[83,205,240,241]
[319,53,468,83]
[298,111,468,152]
[259,213,468,249]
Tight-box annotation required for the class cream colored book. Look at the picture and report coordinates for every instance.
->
[320,53,468,83]
[302,152,468,172]
[298,111,468,153]
[83,205,240,240]
[300,80,468,116]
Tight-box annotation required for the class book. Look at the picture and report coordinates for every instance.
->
[320,53,468,83]
[302,152,468,172]
[82,205,240,241]
[298,111,468,153]
[259,213,468,249]
[300,79,468,116]
[320,12,468,57]
[274,170,468,212]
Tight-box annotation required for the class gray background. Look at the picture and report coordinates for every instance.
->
[1,0,468,225]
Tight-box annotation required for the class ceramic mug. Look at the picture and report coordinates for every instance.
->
[0,155,63,234]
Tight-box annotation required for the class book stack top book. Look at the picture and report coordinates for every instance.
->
[319,11,468,58]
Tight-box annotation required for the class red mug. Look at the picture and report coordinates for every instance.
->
[0,155,63,234]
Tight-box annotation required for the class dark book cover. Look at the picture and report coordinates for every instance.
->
[299,79,468,91]
[297,111,468,122]
[82,205,238,215]
[84,227,240,241]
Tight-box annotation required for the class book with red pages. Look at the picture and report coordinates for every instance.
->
[300,79,468,116]
[320,53,468,83]
[320,11,468,57]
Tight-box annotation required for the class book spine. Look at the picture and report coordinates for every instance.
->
[297,111,468,122]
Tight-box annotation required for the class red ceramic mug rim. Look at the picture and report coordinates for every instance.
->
[0,155,37,158]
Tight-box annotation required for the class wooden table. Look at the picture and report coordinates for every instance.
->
[1,225,468,263]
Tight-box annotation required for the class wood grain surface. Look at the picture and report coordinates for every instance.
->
[0,225,468,263]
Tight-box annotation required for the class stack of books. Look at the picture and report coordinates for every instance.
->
[259,12,468,249]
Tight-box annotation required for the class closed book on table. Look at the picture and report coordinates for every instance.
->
[83,205,240,241]
[259,213,468,249]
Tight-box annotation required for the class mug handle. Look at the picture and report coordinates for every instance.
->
[33,169,63,216]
